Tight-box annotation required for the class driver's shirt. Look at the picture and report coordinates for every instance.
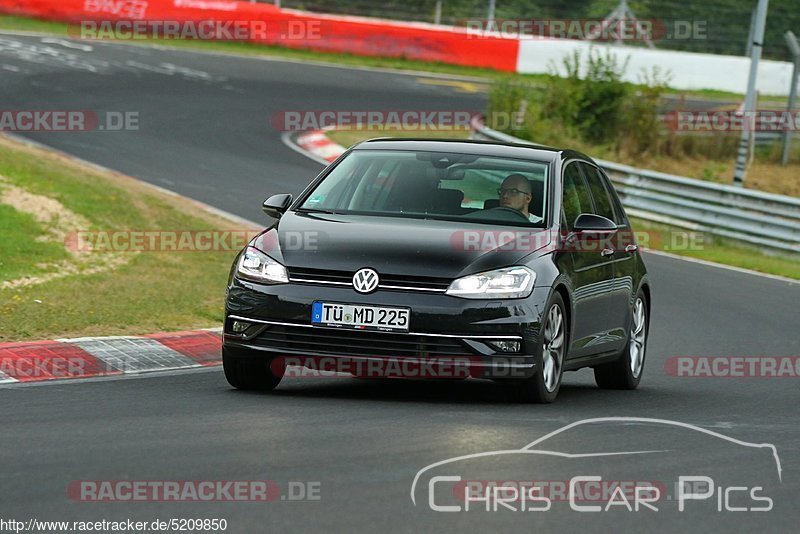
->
[528,213,543,223]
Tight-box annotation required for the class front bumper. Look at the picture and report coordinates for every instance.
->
[224,277,552,380]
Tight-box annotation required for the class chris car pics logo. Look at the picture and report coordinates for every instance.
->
[411,417,781,513]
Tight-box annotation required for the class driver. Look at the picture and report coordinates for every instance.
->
[498,174,541,223]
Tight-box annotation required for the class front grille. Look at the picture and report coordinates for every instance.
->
[287,267,451,292]
[287,267,351,284]
[252,324,474,358]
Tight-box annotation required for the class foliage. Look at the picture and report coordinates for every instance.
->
[487,49,743,160]
[489,49,630,146]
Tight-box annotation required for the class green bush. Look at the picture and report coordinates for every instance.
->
[487,50,741,161]
[617,67,669,156]
[488,49,631,146]
[567,49,630,143]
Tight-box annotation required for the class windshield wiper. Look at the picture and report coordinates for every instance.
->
[295,207,339,214]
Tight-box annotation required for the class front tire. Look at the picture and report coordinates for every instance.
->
[511,292,567,403]
[594,291,648,390]
[223,347,283,391]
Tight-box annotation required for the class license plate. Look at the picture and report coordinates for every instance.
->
[312,301,410,332]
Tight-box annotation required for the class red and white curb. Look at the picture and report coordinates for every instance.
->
[295,129,346,163]
[0,328,222,384]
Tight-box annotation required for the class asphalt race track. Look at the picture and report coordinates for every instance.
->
[1,33,799,533]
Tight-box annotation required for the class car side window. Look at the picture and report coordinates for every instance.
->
[579,163,617,223]
[599,168,628,227]
[562,162,593,230]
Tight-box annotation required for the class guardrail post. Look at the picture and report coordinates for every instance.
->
[781,31,800,166]
[733,0,770,187]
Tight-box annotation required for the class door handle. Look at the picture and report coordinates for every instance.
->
[601,248,615,257]
[625,244,639,253]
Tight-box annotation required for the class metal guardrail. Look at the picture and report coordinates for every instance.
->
[470,120,800,254]
[755,131,798,147]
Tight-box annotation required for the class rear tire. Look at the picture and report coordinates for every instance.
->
[511,292,567,404]
[594,291,648,390]
[223,347,283,391]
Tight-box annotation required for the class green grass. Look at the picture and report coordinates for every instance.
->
[0,138,246,342]
[0,14,61,33]
[0,203,69,281]
[630,218,799,280]
[0,148,145,230]
[0,14,761,101]
[0,249,227,341]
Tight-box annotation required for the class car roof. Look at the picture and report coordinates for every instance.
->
[351,138,594,165]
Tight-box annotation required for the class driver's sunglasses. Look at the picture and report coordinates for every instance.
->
[497,188,529,197]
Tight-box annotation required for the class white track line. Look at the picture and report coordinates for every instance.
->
[642,249,798,285]
[0,365,220,389]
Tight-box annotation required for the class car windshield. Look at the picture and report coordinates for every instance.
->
[298,149,549,227]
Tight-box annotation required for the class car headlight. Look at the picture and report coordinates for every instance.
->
[236,246,289,284]
[446,266,535,299]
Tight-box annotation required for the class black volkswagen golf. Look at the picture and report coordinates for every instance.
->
[223,139,651,403]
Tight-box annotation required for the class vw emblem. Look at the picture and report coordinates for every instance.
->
[353,268,379,294]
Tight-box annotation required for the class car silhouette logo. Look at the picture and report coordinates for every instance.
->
[353,268,379,294]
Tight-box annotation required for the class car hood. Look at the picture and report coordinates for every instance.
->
[250,212,552,278]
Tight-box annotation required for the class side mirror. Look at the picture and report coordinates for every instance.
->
[262,194,293,219]
[572,213,617,233]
